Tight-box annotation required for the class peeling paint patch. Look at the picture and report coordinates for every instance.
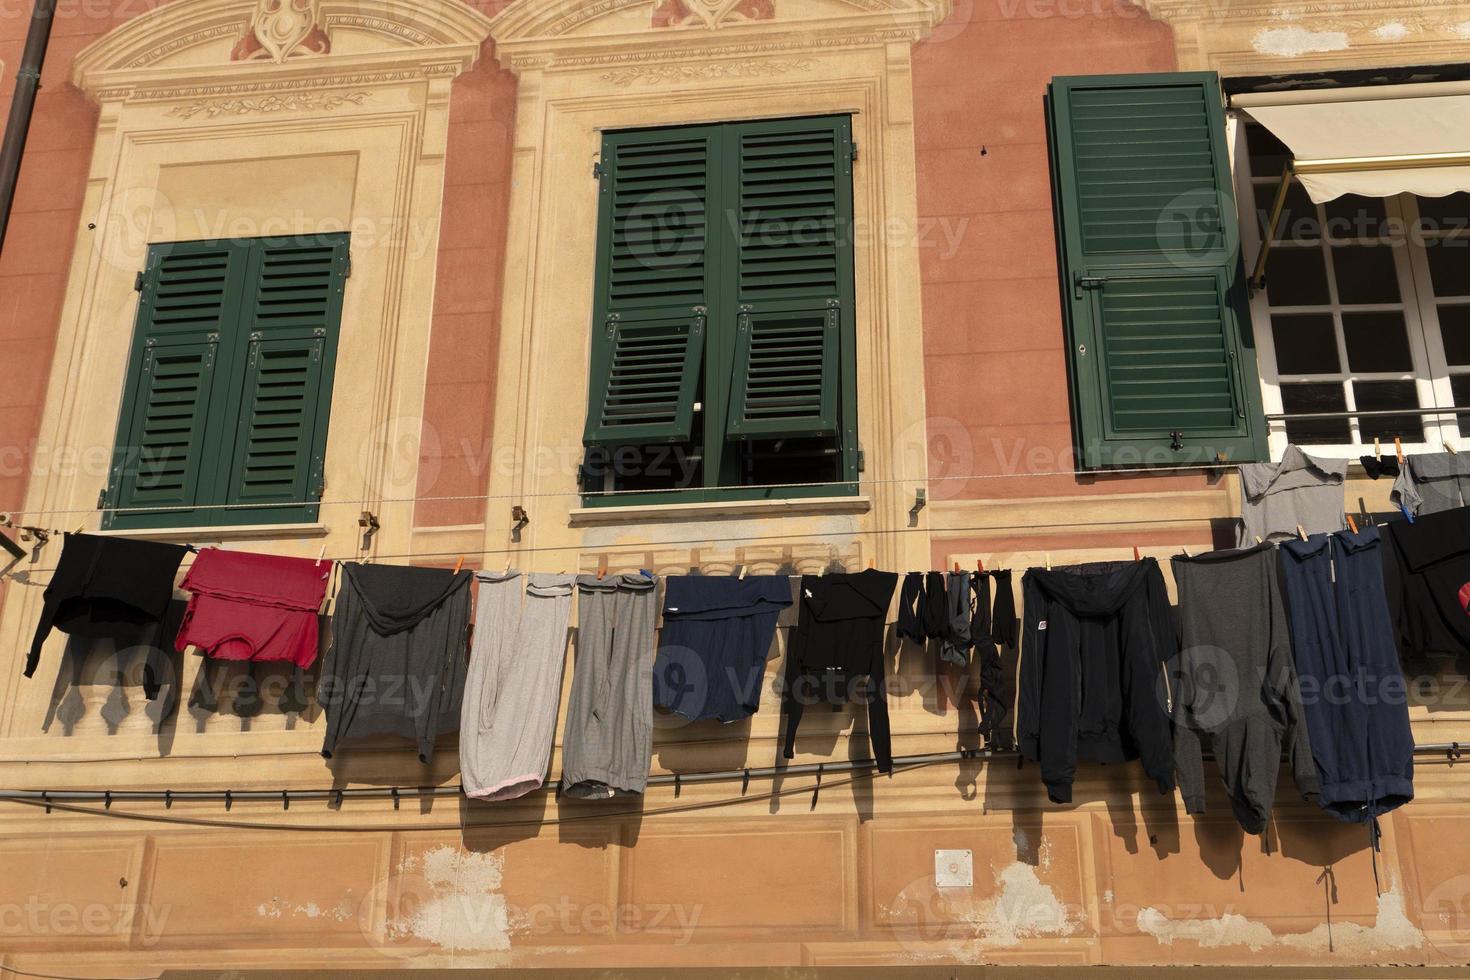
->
[972,862,1078,948]
[1453,20,1470,39]
[1253,26,1350,57]
[395,847,512,953]
[1136,888,1423,955]
[1372,21,1410,41]
[1138,907,1275,951]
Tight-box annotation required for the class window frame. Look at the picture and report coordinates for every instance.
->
[579,115,860,508]
[102,234,350,531]
[1230,114,1468,460]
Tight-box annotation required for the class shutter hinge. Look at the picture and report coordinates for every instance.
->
[593,160,606,180]
[344,253,352,279]
[857,449,866,473]
[134,271,145,292]
[850,140,859,164]
[96,488,108,511]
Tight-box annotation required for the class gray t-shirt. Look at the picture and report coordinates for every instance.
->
[1392,452,1470,516]
[1237,445,1348,547]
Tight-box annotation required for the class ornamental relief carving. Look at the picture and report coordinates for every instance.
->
[652,0,777,28]
[232,0,332,63]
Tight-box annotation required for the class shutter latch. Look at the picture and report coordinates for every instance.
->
[1073,272,1106,299]
[1170,431,1185,452]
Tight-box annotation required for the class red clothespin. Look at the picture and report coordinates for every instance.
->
[952,562,961,574]
[976,558,985,574]
[453,556,464,574]
[1347,515,1359,534]
[1133,545,1142,562]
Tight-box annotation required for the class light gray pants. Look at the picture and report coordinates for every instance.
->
[561,573,659,799]
[459,572,575,801]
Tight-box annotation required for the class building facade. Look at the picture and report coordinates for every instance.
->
[2,0,1470,971]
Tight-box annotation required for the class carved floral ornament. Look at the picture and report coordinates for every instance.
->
[232,0,331,63]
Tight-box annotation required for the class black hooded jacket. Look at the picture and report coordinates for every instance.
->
[1018,559,1177,804]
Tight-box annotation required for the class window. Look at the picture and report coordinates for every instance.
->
[1046,72,1269,469]
[579,116,859,505]
[103,234,350,530]
[1240,123,1470,456]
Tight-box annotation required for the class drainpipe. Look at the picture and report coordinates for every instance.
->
[0,0,58,261]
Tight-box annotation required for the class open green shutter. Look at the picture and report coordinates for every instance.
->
[1048,72,1267,468]
[106,243,248,527]
[726,118,850,439]
[220,235,349,518]
[584,130,715,446]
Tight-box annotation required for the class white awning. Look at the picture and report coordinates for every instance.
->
[1233,81,1470,203]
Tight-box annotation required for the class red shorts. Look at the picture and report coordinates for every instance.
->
[176,549,331,668]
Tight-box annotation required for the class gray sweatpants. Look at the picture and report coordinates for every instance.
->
[459,572,575,801]
[562,573,659,799]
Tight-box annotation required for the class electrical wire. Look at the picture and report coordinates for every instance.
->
[0,758,946,834]
[0,968,157,980]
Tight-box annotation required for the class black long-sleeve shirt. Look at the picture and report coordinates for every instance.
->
[782,570,899,773]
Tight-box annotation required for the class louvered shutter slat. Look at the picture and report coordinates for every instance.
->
[1049,72,1266,467]
[226,337,326,505]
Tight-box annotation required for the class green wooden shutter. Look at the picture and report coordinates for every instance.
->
[219,235,350,521]
[725,118,851,440]
[105,243,249,528]
[584,129,715,446]
[1048,73,1266,468]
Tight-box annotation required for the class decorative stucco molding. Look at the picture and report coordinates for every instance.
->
[71,0,495,101]
[1135,0,1470,75]
[487,0,954,73]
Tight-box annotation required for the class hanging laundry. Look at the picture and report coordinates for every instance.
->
[1380,504,1470,660]
[175,548,331,668]
[966,570,1011,748]
[1359,454,1401,480]
[939,571,972,666]
[1392,451,1470,517]
[653,575,793,723]
[318,563,472,764]
[1237,445,1348,547]
[896,570,946,644]
[1171,544,1319,834]
[25,533,188,699]
[459,572,576,801]
[781,569,899,773]
[1279,527,1414,825]
[561,573,659,800]
[1018,559,1176,804]
[989,569,1018,649]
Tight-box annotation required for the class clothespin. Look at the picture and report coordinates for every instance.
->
[1132,545,1141,562]
[316,544,327,567]
[596,555,608,580]
[1045,553,1051,571]
[1447,441,1459,456]
[1297,525,1309,543]
[1374,437,1382,459]
[1182,546,1191,558]
[1255,536,1264,546]
[976,558,985,574]
[734,563,747,580]
[1347,515,1359,534]
[867,559,876,571]
[453,556,465,574]
[953,561,961,574]
[1395,438,1405,464]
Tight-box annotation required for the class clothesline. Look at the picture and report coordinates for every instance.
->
[0,458,1248,524]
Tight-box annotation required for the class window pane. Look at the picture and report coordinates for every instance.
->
[1255,181,1319,242]
[1354,380,1424,444]
[1331,243,1401,305]
[1267,246,1330,306]
[1426,238,1470,298]
[1417,193,1470,230]
[1342,311,1412,373]
[1440,304,1470,366]
[1281,382,1350,445]
[1452,374,1470,433]
[1271,313,1339,374]
[1245,124,1291,177]
[1324,195,1389,240]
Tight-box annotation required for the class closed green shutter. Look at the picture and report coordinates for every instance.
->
[105,234,348,529]
[219,237,349,520]
[1048,72,1266,468]
[107,243,247,524]
[584,129,716,445]
[726,118,850,439]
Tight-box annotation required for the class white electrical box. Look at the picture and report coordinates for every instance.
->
[934,849,973,888]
